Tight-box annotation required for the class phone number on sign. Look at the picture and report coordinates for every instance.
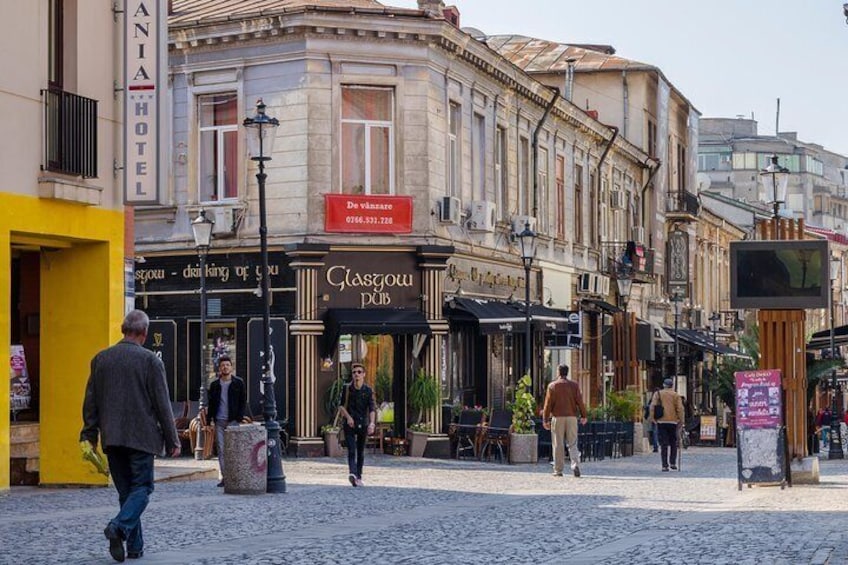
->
[345,216,394,224]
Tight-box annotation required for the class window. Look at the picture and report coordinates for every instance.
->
[341,86,394,195]
[538,147,549,232]
[677,144,687,192]
[574,163,584,244]
[199,93,238,202]
[48,0,63,89]
[555,155,565,240]
[647,120,657,158]
[448,102,461,197]
[589,172,597,244]
[495,126,507,220]
[472,113,485,200]
[519,137,529,215]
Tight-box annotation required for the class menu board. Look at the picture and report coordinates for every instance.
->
[734,369,786,489]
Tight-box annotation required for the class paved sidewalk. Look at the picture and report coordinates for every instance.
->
[2,448,848,564]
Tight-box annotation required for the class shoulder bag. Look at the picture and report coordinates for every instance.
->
[335,385,351,444]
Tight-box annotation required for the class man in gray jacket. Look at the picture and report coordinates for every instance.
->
[80,310,180,562]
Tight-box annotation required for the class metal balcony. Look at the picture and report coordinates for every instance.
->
[42,87,98,178]
[600,241,656,283]
[665,190,699,221]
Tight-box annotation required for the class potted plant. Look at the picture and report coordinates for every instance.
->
[607,389,641,456]
[322,376,347,457]
[407,368,439,457]
[320,423,343,457]
[509,374,538,463]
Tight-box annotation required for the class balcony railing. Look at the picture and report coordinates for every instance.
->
[42,87,98,178]
[600,241,656,282]
[665,190,699,216]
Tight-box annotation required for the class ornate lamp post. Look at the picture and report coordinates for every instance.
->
[759,154,790,228]
[243,99,287,492]
[191,209,214,460]
[671,292,683,391]
[517,221,537,383]
[616,271,633,389]
[709,311,721,443]
[828,255,844,460]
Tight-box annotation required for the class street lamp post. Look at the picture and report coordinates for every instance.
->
[828,256,844,460]
[191,209,214,460]
[517,221,537,383]
[243,99,287,492]
[759,154,790,232]
[671,293,682,391]
[616,271,633,390]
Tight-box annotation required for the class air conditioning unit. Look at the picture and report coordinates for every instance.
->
[211,207,234,235]
[468,200,497,232]
[512,215,537,235]
[610,190,624,210]
[631,226,645,243]
[440,196,461,224]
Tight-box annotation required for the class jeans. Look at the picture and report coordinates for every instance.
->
[650,423,659,451]
[215,419,237,480]
[657,423,679,468]
[344,425,367,479]
[105,446,154,555]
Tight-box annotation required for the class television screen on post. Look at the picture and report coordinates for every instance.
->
[730,239,829,310]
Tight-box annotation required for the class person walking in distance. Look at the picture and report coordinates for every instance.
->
[204,355,247,488]
[651,378,685,472]
[80,310,180,562]
[337,363,376,487]
[542,364,588,477]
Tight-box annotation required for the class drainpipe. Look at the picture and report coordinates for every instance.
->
[532,87,560,218]
[622,70,629,140]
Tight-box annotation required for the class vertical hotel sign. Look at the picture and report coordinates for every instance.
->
[123,0,165,205]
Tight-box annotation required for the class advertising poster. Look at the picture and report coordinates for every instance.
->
[735,369,782,429]
[10,345,31,412]
[700,415,717,441]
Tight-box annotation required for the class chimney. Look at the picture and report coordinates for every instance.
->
[443,5,460,27]
[564,58,576,102]
[418,0,446,17]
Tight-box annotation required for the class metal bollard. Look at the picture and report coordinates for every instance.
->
[223,423,267,494]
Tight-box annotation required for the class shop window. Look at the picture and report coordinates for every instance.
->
[341,86,394,195]
[198,93,238,202]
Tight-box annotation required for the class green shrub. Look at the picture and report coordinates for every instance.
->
[510,374,537,434]
[408,368,439,426]
[607,389,641,422]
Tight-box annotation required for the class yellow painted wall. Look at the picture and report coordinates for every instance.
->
[0,193,124,489]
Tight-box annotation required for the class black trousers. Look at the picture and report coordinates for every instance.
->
[344,425,367,478]
[657,423,679,468]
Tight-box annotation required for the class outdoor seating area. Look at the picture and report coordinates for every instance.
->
[447,410,636,463]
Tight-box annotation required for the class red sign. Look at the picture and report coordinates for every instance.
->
[735,369,782,429]
[324,194,412,233]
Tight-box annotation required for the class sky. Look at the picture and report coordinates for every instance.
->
[390,0,848,156]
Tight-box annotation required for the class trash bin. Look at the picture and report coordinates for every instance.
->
[223,423,267,494]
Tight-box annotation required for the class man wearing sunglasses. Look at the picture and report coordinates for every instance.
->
[337,363,376,487]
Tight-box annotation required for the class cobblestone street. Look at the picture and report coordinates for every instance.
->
[2,448,847,564]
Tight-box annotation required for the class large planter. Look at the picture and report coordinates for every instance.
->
[406,430,428,458]
[324,430,343,457]
[509,432,538,464]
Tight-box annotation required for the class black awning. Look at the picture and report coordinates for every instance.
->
[526,304,578,333]
[667,328,748,357]
[445,297,526,334]
[580,298,621,314]
[324,308,431,336]
[808,324,848,351]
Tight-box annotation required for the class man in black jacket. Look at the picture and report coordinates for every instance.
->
[204,355,246,487]
[81,310,180,562]
[337,363,376,487]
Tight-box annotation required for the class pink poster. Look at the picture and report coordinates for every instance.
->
[735,369,782,429]
[10,344,31,412]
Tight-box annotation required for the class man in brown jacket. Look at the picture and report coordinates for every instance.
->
[651,377,685,471]
[542,364,588,477]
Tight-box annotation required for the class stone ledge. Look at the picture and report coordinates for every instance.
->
[38,176,103,206]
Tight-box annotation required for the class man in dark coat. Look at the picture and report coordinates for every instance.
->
[80,310,180,562]
[204,354,247,487]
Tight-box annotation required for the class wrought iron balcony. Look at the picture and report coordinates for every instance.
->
[665,190,699,220]
[42,87,98,178]
[600,241,656,283]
